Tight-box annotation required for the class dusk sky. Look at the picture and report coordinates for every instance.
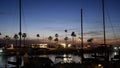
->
[0,0,120,44]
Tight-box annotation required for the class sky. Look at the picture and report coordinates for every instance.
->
[0,0,120,44]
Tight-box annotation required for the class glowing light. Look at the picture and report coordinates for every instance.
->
[7,44,14,49]
[68,44,72,47]
[63,58,67,61]
[114,47,118,50]
[60,43,72,48]
[63,54,66,57]
[114,52,117,55]
[119,47,120,49]
[61,43,66,48]
[32,44,48,48]
[63,57,72,63]
[0,48,3,52]
[98,64,102,67]
[97,64,104,68]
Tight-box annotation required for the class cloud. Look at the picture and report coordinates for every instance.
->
[43,26,64,31]
[67,28,79,31]
[43,27,55,30]
[84,31,102,36]
[43,27,80,32]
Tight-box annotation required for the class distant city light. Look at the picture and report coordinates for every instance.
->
[32,44,48,48]
[114,52,118,55]
[119,47,120,49]
[63,54,72,63]
[61,44,66,48]
[98,64,102,67]
[98,64,103,68]
[60,43,72,48]
[114,47,118,50]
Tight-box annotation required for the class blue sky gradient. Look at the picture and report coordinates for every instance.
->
[0,0,120,44]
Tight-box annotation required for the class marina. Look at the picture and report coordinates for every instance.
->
[0,0,120,68]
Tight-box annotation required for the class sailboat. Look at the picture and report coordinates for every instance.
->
[80,0,110,64]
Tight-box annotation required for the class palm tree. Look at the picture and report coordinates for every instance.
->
[36,34,40,43]
[87,38,93,47]
[36,34,40,38]
[55,34,59,43]
[64,30,68,47]
[55,34,58,38]
[22,33,27,46]
[64,37,68,47]
[87,38,93,42]
[4,35,10,48]
[64,37,68,41]
[65,30,67,36]
[48,36,53,42]
[71,32,76,46]
[54,34,59,47]
[48,36,53,48]
[14,34,19,48]
[54,38,58,43]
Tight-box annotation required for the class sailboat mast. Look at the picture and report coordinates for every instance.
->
[102,0,106,45]
[81,9,83,49]
[19,0,22,47]
[102,0,109,62]
[81,8,84,64]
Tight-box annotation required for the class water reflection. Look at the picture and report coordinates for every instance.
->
[0,53,5,67]
[84,53,94,58]
[51,54,81,64]
[0,51,119,67]
[114,52,118,55]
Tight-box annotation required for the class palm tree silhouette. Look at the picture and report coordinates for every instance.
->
[14,34,19,48]
[64,37,68,42]
[48,36,53,48]
[48,36,53,42]
[54,38,59,48]
[65,29,67,36]
[54,34,59,48]
[64,30,68,47]
[4,35,10,48]
[54,38,58,43]
[71,32,76,47]
[87,38,93,47]
[36,34,40,43]
[22,33,27,46]
[55,34,58,38]
[54,34,59,43]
